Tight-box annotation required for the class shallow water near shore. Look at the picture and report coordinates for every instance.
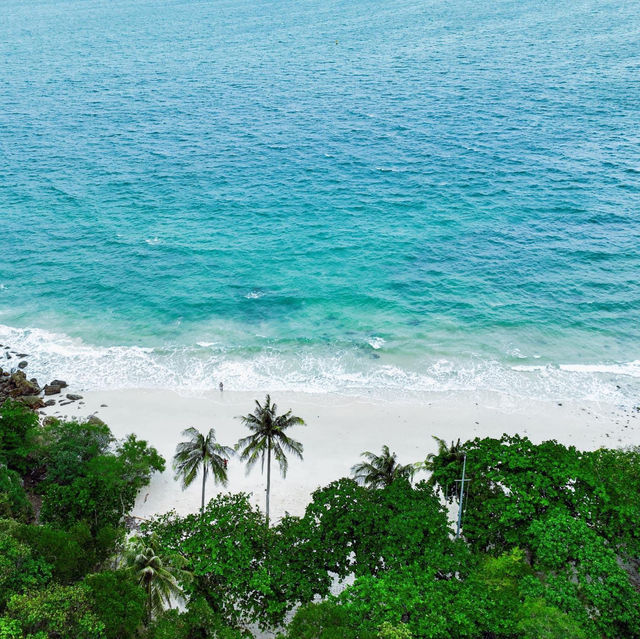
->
[1,0,639,404]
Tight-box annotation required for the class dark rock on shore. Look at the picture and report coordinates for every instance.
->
[20,395,45,410]
[66,393,83,401]
[44,399,56,407]
[44,385,61,396]
[87,415,107,427]
[50,379,68,389]
[17,361,28,369]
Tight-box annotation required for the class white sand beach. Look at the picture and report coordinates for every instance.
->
[42,389,639,524]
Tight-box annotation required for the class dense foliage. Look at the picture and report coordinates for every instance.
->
[0,399,165,637]
[1,394,639,638]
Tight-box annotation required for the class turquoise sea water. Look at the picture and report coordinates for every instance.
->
[1,0,639,400]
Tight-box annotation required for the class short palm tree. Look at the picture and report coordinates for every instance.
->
[173,427,234,512]
[423,436,465,499]
[351,444,414,489]
[236,395,304,526]
[122,535,190,624]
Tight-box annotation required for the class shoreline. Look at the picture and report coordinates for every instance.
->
[41,387,639,524]
[2,323,639,409]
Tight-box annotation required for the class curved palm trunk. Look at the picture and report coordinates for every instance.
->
[201,465,208,512]
[266,437,271,527]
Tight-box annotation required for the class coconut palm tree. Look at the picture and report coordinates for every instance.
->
[351,444,414,489]
[173,427,234,512]
[423,436,465,499]
[236,395,304,526]
[121,535,190,624]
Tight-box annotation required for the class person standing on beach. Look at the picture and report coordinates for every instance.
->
[219,382,224,392]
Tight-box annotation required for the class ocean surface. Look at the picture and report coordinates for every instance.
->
[1,0,639,402]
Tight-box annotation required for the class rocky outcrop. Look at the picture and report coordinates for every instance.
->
[0,352,83,422]
[0,370,41,401]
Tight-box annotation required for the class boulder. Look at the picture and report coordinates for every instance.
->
[17,361,28,369]
[86,415,107,427]
[66,393,83,401]
[50,379,68,389]
[8,371,40,397]
[20,395,45,410]
[44,399,56,407]
[44,385,61,396]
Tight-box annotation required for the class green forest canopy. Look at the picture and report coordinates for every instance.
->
[0,398,639,638]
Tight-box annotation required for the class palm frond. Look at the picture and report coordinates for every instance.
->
[351,445,413,489]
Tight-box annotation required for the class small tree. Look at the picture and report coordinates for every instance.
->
[173,427,233,512]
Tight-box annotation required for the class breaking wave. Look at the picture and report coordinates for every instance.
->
[0,323,637,406]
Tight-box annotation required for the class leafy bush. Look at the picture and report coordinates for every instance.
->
[85,571,146,639]
[0,532,51,610]
[0,400,38,474]
[0,520,92,583]
[39,429,164,532]
[146,598,249,639]
[0,467,31,522]
[4,584,104,639]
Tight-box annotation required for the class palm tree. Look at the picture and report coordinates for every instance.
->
[423,436,465,499]
[121,535,190,624]
[236,395,304,526]
[351,444,415,489]
[173,427,234,512]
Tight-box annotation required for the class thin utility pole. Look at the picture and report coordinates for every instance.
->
[455,454,469,539]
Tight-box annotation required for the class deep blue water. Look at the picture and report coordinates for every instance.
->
[1,0,639,399]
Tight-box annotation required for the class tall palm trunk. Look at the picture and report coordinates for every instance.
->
[266,437,271,527]
[146,578,152,625]
[201,465,208,512]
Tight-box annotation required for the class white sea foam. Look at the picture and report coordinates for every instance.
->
[245,291,264,299]
[0,323,636,405]
[368,337,385,349]
[559,361,640,378]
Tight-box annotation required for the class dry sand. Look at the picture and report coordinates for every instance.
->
[42,388,639,524]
